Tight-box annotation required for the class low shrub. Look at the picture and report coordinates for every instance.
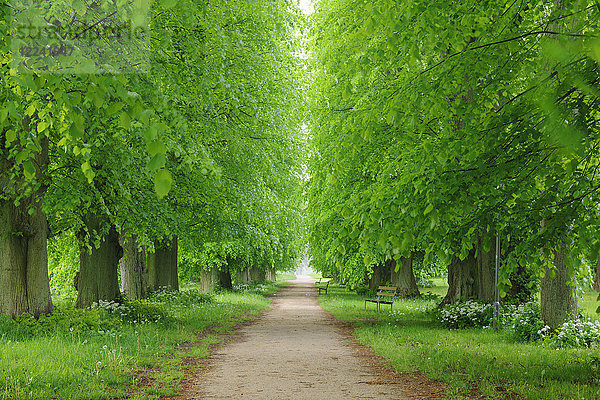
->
[507,302,545,342]
[91,299,172,325]
[542,318,600,348]
[148,288,214,306]
[0,305,120,340]
[437,300,493,329]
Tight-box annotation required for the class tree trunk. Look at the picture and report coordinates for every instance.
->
[237,267,250,285]
[200,268,220,292]
[0,137,53,317]
[540,243,578,330]
[218,267,233,290]
[593,253,600,292]
[368,262,391,290]
[249,266,265,283]
[441,248,477,306]
[119,234,147,300]
[265,268,276,281]
[76,224,122,308]
[390,255,420,298]
[147,236,179,291]
[476,235,496,303]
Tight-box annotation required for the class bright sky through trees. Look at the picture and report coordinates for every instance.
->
[299,0,313,14]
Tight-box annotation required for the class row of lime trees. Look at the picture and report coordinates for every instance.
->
[1,0,307,320]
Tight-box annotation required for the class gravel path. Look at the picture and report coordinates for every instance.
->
[180,276,407,399]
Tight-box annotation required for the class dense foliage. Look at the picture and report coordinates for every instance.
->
[1,0,305,311]
[307,0,600,306]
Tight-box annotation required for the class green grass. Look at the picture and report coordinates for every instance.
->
[0,282,281,399]
[580,290,600,320]
[276,273,296,281]
[319,284,600,400]
[308,273,322,279]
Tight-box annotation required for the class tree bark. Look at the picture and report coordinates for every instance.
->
[249,266,265,283]
[476,235,496,303]
[441,248,477,306]
[75,224,122,308]
[218,267,233,290]
[540,242,578,330]
[237,267,250,285]
[368,261,391,290]
[593,253,600,292]
[390,255,420,298]
[265,268,276,281]
[0,137,53,317]
[200,268,220,292]
[119,233,147,300]
[147,236,179,291]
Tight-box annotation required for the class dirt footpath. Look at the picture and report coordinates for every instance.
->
[175,276,410,399]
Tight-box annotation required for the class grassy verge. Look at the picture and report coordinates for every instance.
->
[318,284,600,399]
[276,273,296,281]
[0,281,282,399]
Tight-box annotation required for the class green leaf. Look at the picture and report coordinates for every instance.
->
[70,123,83,139]
[15,150,29,164]
[147,153,166,171]
[146,140,167,156]
[23,160,35,179]
[26,103,36,117]
[70,114,85,138]
[37,121,48,133]
[106,102,125,116]
[119,112,131,130]
[144,123,160,143]
[5,130,16,145]
[154,169,173,198]
[162,0,178,9]
[423,204,434,215]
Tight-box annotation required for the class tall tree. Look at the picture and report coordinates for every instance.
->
[308,0,600,328]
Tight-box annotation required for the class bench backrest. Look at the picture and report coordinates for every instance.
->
[376,286,397,300]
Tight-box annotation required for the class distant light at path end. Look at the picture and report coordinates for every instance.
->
[299,0,313,14]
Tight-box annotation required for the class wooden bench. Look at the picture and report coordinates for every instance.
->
[364,286,398,311]
[317,278,330,295]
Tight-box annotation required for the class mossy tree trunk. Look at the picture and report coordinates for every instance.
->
[0,137,53,317]
[476,235,496,303]
[265,268,276,281]
[390,255,420,298]
[593,253,600,292]
[368,261,391,290]
[442,234,498,306]
[237,267,250,285]
[200,268,220,292]
[218,267,233,290]
[441,248,477,306]
[540,242,578,330]
[249,266,265,283]
[119,233,147,300]
[147,236,179,291]
[76,224,122,308]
